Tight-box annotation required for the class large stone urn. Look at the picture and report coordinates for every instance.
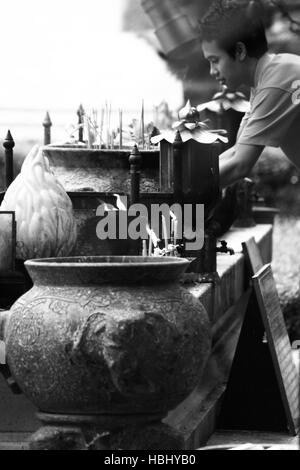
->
[0,256,211,450]
[42,145,160,193]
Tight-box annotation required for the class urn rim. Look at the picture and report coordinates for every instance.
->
[24,256,190,284]
[25,255,189,268]
[42,145,159,155]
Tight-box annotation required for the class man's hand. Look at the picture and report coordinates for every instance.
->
[219,143,264,188]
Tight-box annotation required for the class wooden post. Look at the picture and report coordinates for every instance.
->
[129,144,141,205]
[173,130,183,203]
[3,130,15,188]
[43,111,52,145]
[77,104,84,143]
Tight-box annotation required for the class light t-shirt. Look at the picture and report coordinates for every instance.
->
[237,52,300,168]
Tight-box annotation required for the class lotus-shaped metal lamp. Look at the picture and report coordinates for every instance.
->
[151,100,228,145]
[197,86,250,114]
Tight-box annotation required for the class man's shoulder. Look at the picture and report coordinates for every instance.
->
[258,53,300,92]
[271,53,300,69]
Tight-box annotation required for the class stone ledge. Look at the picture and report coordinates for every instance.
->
[165,224,273,449]
[187,224,273,323]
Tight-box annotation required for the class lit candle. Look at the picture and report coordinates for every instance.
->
[142,240,147,257]
[162,215,168,250]
[170,210,177,245]
[171,220,174,244]
[146,224,152,256]
[113,193,127,211]
[151,229,159,248]
[174,220,178,246]
[154,247,161,257]
[148,236,153,256]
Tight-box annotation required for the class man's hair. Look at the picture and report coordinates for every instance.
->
[199,0,268,59]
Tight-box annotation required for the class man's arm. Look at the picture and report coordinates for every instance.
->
[219,143,264,188]
[219,145,236,163]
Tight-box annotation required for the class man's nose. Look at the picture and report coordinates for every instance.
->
[210,64,218,78]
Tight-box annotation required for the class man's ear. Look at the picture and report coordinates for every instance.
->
[235,42,247,61]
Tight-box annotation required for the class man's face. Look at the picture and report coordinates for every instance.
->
[202,40,243,91]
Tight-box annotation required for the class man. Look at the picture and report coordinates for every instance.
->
[200,0,300,188]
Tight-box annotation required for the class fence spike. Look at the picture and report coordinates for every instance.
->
[43,111,52,145]
[3,130,15,188]
[129,144,141,205]
[77,104,85,143]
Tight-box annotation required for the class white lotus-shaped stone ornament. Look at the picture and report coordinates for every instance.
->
[0,145,77,260]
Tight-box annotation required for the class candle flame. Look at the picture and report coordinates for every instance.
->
[169,210,177,221]
[146,224,160,247]
[113,194,127,211]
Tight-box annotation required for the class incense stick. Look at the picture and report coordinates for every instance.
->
[142,240,147,257]
[92,108,97,148]
[141,99,145,149]
[85,114,92,149]
[99,107,104,148]
[105,101,109,149]
[105,101,112,149]
[153,104,159,128]
[119,109,123,149]
[109,102,112,148]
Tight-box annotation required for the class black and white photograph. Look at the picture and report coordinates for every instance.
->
[0,0,300,454]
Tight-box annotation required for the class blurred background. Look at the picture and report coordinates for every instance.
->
[0,0,300,337]
[0,0,183,146]
[0,0,300,168]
